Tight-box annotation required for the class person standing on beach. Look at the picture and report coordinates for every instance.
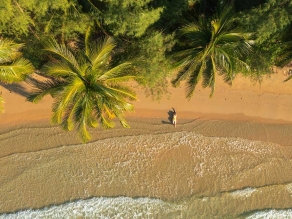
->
[172,108,177,128]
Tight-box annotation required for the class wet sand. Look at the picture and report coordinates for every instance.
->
[0,69,292,216]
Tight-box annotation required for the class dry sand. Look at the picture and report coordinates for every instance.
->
[0,68,292,215]
[1,67,292,126]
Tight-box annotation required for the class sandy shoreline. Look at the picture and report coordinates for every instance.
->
[1,67,292,125]
[0,68,292,145]
[0,117,291,216]
[0,69,292,215]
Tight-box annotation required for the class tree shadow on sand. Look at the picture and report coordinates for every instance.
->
[161,109,174,124]
[0,82,30,97]
[0,74,51,98]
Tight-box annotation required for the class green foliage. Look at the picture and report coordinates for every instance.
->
[28,35,137,142]
[124,31,175,99]
[272,19,292,68]
[0,38,34,112]
[0,38,34,83]
[88,0,164,37]
[0,0,90,41]
[150,0,189,31]
[241,0,291,44]
[2,0,291,106]
[172,4,255,98]
[0,0,33,36]
[237,0,292,65]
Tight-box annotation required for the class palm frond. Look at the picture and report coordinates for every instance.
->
[115,113,130,128]
[79,119,92,143]
[172,59,197,87]
[209,56,216,97]
[0,39,23,62]
[93,82,137,101]
[61,95,84,131]
[98,62,132,81]
[44,38,81,72]
[51,79,84,124]
[180,23,201,36]
[185,61,205,99]
[201,58,213,88]
[215,4,235,34]
[100,114,115,129]
[43,61,78,77]
[214,48,234,83]
[171,48,203,60]
[217,33,246,44]
[0,58,34,83]
[106,84,137,101]
[89,37,116,70]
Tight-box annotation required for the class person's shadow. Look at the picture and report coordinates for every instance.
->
[161,110,174,124]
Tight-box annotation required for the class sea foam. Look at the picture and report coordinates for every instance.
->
[230,187,257,198]
[0,197,184,219]
[245,209,292,219]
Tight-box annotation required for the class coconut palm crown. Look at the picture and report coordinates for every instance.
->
[28,33,137,142]
[172,4,254,98]
[0,38,34,112]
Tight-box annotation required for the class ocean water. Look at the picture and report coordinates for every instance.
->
[0,129,292,218]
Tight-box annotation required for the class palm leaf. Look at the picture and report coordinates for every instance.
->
[0,39,23,62]
[0,58,34,83]
[185,61,205,99]
[100,114,115,129]
[209,55,217,97]
[61,95,84,131]
[79,119,92,143]
[89,37,116,70]
[202,58,213,88]
[180,23,201,36]
[101,84,137,101]
[51,78,84,124]
[44,38,81,73]
[98,62,132,81]
[43,61,79,77]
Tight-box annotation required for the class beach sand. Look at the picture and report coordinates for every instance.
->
[0,69,292,217]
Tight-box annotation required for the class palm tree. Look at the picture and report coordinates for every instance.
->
[28,32,137,142]
[172,4,254,98]
[0,38,34,112]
